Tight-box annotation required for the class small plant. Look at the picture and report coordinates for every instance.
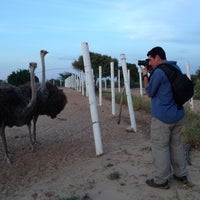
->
[140,146,151,151]
[108,171,120,180]
[56,195,80,200]
[106,163,114,167]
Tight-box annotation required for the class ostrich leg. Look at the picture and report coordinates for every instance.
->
[27,121,34,150]
[33,115,38,142]
[30,115,40,152]
[0,124,11,163]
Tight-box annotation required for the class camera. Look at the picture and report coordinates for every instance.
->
[138,59,150,66]
[138,59,151,70]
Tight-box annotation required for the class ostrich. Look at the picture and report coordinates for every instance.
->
[30,50,67,148]
[0,62,37,163]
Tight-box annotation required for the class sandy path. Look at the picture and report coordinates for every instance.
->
[0,88,200,200]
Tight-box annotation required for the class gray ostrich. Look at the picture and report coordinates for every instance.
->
[0,62,37,163]
[30,50,67,148]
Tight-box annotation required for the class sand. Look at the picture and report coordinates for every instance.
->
[0,88,200,200]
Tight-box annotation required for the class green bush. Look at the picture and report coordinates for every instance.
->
[182,107,200,148]
[194,80,200,100]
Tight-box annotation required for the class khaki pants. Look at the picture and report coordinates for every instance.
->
[150,117,188,184]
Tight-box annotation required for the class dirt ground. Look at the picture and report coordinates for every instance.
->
[0,88,200,200]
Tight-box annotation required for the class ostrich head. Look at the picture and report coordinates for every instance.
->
[40,50,48,56]
[41,81,67,119]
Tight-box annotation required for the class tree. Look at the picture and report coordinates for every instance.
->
[0,79,7,86]
[195,67,200,80]
[58,72,72,82]
[7,69,39,86]
[72,52,118,83]
[193,67,200,100]
[54,72,73,87]
[119,63,139,87]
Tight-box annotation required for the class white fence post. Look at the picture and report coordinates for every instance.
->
[99,66,102,106]
[138,67,143,96]
[120,54,137,132]
[81,71,85,96]
[128,69,130,88]
[186,61,194,110]
[75,74,78,91]
[110,62,115,115]
[104,79,107,91]
[118,69,121,93]
[82,42,103,156]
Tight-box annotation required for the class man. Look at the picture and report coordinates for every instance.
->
[142,46,188,189]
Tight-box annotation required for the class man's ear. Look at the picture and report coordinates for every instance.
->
[155,54,161,63]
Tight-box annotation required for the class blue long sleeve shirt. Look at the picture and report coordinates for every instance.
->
[146,61,184,124]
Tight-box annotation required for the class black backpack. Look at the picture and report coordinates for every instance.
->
[157,63,194,109]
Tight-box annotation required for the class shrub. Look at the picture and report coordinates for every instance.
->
[194,80,200,100]
[182,107,200,148]
[108,171,120,180]
[56,195,80,200]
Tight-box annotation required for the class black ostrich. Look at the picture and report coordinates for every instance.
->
[0,62,37,163]
[30,50,67,148]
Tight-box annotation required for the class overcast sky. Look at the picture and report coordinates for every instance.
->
[0,0,200,80]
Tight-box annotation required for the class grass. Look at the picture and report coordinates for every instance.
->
[108,171,120,180]
[102,91,151,113]
[102,90,200,149]
[56,196,80,200]
[182,106,200,148]
[56,193,91,200]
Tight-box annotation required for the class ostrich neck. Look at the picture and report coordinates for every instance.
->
[30,66,37,104]
[41,54,46,90]
[23,63,37,115]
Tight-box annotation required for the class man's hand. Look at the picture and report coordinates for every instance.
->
[142,67,148,76]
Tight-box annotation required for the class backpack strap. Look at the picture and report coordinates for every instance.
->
[152,63,193,110]
[157,63,182,83]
